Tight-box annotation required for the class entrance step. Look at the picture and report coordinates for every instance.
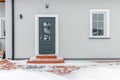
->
[27,58,64,64]
[36,55,57,59]
[27,55,64,64]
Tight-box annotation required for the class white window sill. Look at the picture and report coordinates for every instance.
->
[89,36,111,39]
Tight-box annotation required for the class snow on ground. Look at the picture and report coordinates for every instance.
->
[0,60,120,80]
[66,64,120,80]
[0,70,72,80]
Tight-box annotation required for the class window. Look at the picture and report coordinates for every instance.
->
[90,9,110,38]
[0,18,5,38]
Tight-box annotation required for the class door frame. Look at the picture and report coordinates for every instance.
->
[35,14,59,55]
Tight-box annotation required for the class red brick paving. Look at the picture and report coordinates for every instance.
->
[0,60,24,70]
[49,66,80,75]
[0,59,80,75]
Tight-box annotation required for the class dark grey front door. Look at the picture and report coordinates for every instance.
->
[39,17,55,54]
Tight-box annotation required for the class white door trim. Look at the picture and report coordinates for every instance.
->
[35,14,59,56]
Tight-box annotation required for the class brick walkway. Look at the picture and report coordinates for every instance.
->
[0,59,80,75]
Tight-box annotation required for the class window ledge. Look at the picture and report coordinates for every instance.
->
[89,37,111,39]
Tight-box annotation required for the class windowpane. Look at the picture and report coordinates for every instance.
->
[98,14,104,21]
[92,13,104,36]
[92,29,104,36]
[93,22,97,29]
[98,22,104,29]
[98,29,104,36]
[93,29,98,36]
[93,14,98,21]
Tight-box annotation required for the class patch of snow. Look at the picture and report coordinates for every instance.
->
[1,60,120,80]
[66,64,120,80]
[0,70,72,80]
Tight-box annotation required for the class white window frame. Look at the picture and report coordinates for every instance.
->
[0,17,5,38]
[90,9,110,38]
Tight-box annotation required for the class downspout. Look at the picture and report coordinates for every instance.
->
[11,0,15,60]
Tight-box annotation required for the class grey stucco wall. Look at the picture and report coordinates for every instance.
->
[0,2,5,17]
[5,0,12,58]
[0,2,5,51]
[5,0,120,58]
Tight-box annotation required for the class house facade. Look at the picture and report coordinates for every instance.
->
[5,0,120,59]
[0,2,5,17]
[0,2,5,51]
